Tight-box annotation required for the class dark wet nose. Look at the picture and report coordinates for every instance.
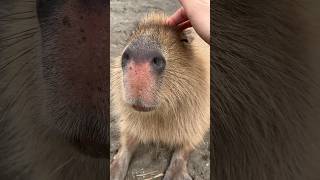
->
[121,48,166,74]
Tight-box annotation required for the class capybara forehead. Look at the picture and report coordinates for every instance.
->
[128,12,182,46]
[129,25,180,46]
[127,36,161,52]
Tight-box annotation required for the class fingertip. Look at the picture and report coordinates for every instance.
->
[167,7,188,26]
[177,20,192,31]
[165,17,176,26]
[165,18,172,25]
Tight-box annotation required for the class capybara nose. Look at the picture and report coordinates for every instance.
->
[121,47,166,74]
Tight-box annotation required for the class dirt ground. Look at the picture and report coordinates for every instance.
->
[110,0,210,179]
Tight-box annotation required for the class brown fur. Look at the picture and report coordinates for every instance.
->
[212,1,320,179]
[111,12,210,177]
[0,1,108,179]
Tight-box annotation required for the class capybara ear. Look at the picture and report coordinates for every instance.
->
[180,28,195,43]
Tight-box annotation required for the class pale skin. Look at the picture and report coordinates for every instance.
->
[166,0,210,44]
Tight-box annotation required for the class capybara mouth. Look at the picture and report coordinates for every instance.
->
[132,104,155,112]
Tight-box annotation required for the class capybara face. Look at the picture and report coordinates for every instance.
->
[120,13,196,112]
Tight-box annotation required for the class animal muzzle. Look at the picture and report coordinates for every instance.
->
[123,61,158,111]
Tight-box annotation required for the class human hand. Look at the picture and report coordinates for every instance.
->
[166,0,210,44]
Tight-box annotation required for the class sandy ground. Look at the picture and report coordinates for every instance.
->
[110,0,210,179]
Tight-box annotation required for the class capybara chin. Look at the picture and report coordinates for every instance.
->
[110,12,210,179]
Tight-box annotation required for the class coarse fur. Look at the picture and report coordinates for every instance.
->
[0,1,108,179]
[212,1,320,180]
[111,11,210,161]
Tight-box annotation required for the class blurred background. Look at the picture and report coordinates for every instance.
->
[110,0,210,179]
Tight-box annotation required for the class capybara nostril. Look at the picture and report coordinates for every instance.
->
[151,55,166,74]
